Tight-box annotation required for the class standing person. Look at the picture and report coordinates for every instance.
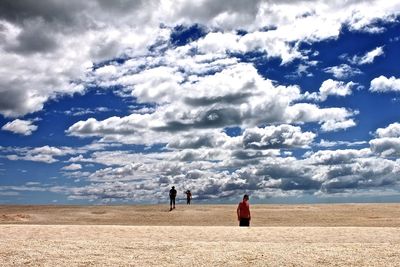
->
[169,186,177,211]
[185,190,192,205]
[237,194,251,227]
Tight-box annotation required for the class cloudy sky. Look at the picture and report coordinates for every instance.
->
[1,0,400,204]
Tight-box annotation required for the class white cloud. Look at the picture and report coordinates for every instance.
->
[370,123,400,157]
[62,163,82,171]
[63,107,113,116]
[323,64,362,79]
[2,143,119,164]
[1,119,38,135]
[5,145,73,163]
[68,63,358,143]
[320,119,356,132]
[0,0,399,118]
[307,148,372,165]
[350,46,384,65]
[370,76,400,92]
[370,137,400,157]
[375,123,400,138]
[242,125,315,149]
[305,79,356,102]
[2,1,400,203]
[317,139,367,148]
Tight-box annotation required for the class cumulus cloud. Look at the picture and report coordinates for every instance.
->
[57,147,400,202]
[323,64,362,79]
[370,123,400,157]
[2,143,119,164]
[304,79,356,102]
[375,123,400,138]
[370,137,400,157]
[68,63,357,143]
[5,145,74,163]
[370,76,400,92]
[307,148,372,165]
[61,163,82,171]
[350,46,384,65]
[242,125,315,149]
[2,1,400,203]
[0,0,399,118]
[1,119,38,135]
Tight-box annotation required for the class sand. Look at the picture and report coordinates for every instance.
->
[1,204,400,266]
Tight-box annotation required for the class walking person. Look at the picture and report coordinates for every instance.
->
[185,190,192,205]
[237,194,251,227]
[169,186,177,211]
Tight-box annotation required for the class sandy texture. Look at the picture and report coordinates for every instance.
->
[1,204,400,266]
[1,203,400,226]
[1,225,399,266]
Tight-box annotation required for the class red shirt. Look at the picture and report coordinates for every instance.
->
[238,201,250,219]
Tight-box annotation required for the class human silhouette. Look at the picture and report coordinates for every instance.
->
[185,190,192,205]
[169,186,177,211]
[237,194,251,227]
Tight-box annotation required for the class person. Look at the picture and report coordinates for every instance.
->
[185,190,192,205]
[237,194,251,227]
[169,186,177,211]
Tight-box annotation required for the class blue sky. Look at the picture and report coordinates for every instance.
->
[1,0,400,204]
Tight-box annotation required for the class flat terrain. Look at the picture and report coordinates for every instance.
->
[1,203,400,226]
[1,204,400,266]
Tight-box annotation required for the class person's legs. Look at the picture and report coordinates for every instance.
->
[172,198,176,209]
[170,198,173,210]
[239,218,250,227]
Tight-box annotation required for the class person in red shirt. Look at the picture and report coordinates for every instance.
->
[237,194,251,227]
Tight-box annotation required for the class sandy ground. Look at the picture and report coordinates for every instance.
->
[1,204,400,266]
[1,203,400,226]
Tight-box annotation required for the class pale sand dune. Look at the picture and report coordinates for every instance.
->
[1,204,400,266]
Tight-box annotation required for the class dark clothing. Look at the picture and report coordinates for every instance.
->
[169,188,177,210]
[169,188,177,198]
[239,218,250,227]
[185,191,192,205]
[170,197,175,207]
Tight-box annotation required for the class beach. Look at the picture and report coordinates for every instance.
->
[1,204,400,266]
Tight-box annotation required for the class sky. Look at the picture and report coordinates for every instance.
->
[1,0,400,204]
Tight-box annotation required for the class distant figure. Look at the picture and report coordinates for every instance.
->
[169,186,177,211]
[237,194,251,227]
[185,190,192,205]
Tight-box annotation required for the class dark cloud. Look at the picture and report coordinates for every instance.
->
[0,0,85,26]
[96,0,145,13]
[321,175,361,193]
[6,20,58,54]
[167,135,215,149]
[0,89,28,113]
[176,0,262,27]
[155,108,242,132]
[279,177,321,191]
[184,92,252,106]
[231,150,266,160]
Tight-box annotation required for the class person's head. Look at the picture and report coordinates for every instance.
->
[243,194,249,202]
[172,186,175,189]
